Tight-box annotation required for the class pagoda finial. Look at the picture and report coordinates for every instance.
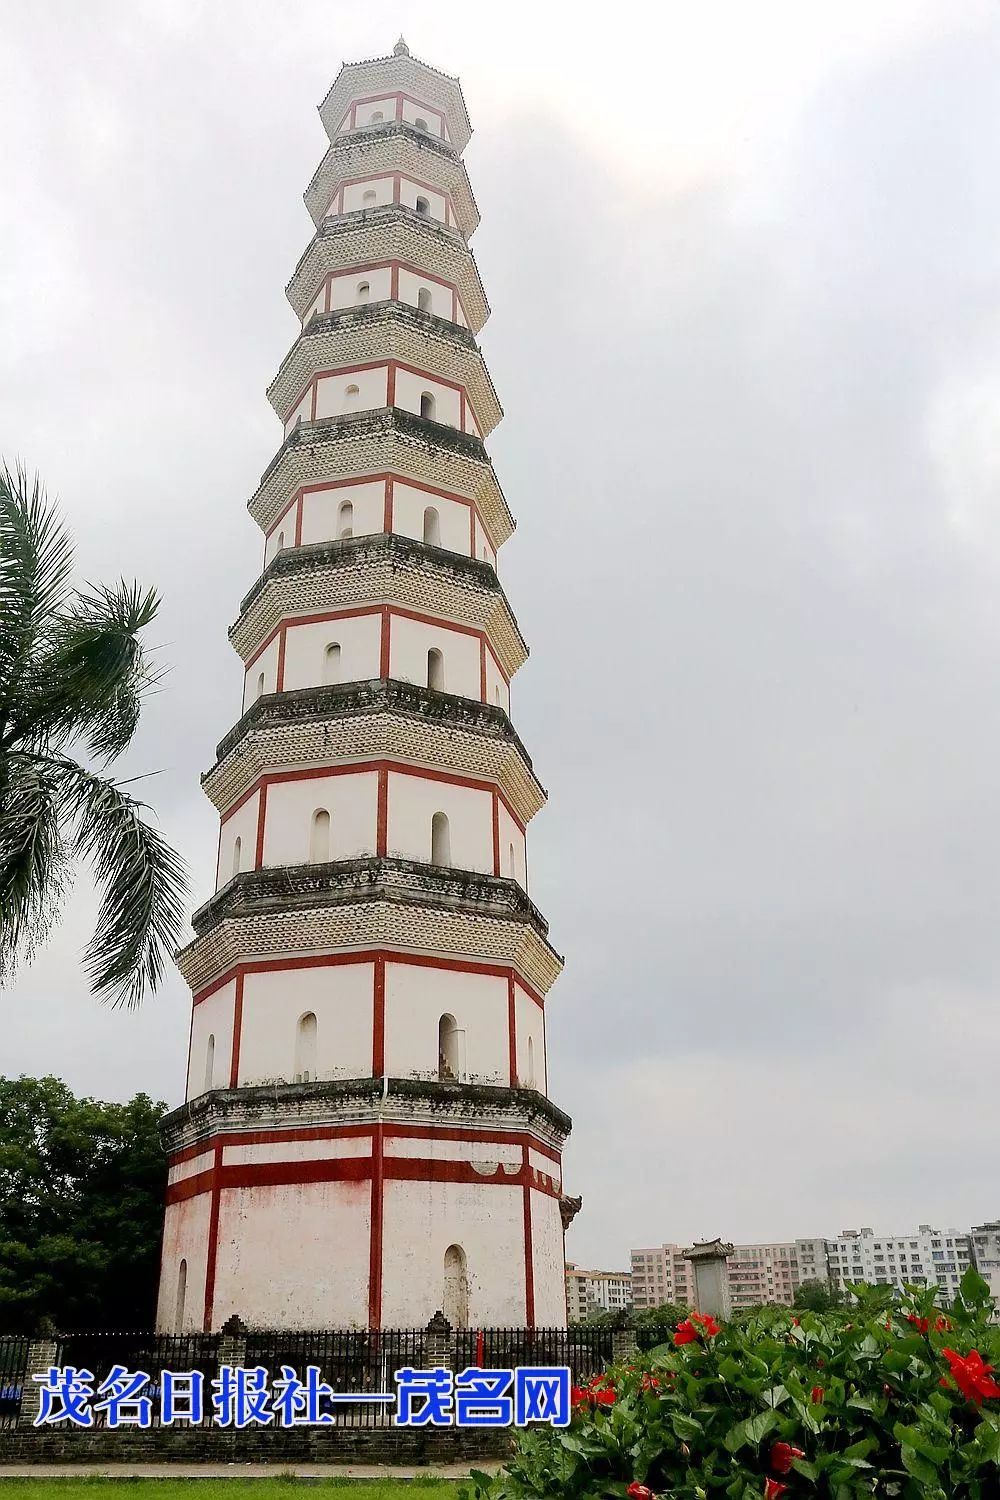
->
[393,36,410,56]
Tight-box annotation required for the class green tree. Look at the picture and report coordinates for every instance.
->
[795,1277,844,1312]
[0,465,187,1006]
[0,1075,167,1332]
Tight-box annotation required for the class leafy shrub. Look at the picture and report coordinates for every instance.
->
[468,1272,1000,1498]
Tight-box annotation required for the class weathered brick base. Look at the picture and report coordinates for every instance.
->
[0,1425,514,1465]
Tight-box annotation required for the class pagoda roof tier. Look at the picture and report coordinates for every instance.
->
[267,301,502,436]
[203,678,546,825]
[162,1077,570,1161]
[287,207,490,333]
[248,408,514,549]
[229,533,528,680]
[304,124,479,237]
[319,47,473,156]
[177,856,564,996]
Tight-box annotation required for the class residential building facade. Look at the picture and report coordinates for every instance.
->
[565,1264,632,1321]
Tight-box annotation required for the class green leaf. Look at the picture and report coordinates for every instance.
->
[960,1265,992,1308]
[900,1445,939,1485]
[724,1408,777,1453]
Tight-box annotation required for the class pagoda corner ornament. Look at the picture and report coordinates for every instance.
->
[155,44,573,1333]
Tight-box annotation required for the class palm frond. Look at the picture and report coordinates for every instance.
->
[32,581,163,762]
[0,753,69,982]
[0,466,74,736]
[49,757,188,1008]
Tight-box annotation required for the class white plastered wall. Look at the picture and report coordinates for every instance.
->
[262,770,378,866]
[484,649,509,712]
[218,791,261,890]
[530,1189,569,1326]
[280,612,382,690]
[393,482,471,554]
[242,636,281,710]
[157,1194,213,1332]
[397,267,453,320]
[238,961,375,1085]
[397,177,447,224]
[384,963,508,1083]
[393,367,461,428]
[386,772,492,873]
[401,99,445,137]
[389,615,481,698]
[187,980,237,1098]
[327,266,393,311]
[312,366,388,425]
[496,801,526,886]
[473,516,497,569]
[339,175,395,214]
[515,986,546,1094]
[298,479,385,546]
[380,1177,527,1326]
[212,1179,372,1329]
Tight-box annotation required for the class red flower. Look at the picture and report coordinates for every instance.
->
[810,1385,824,1404]
[907,1315,930,1334]
[674,1312,720,1345]
[640,1373,661,1391]
[594,1386,616,1406]
[791,1316,801,1327]
[769,1442,805,1475]
[626,1486,654,1500]
[941,1348,1000,1405]
[935,1316,952,1332]
[764,1482,789,1499]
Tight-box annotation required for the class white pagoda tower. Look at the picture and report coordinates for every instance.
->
[157,40,575,1334]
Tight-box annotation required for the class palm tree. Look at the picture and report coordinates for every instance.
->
[0,464,188,1006]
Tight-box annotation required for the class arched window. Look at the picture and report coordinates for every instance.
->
[494,685,502,706]
[370,110,384,124]
[323,642,341,684]
[420,390,436,420]
[443,1243,469,1329]
[338,499,354,538]
[422,506,441,546]
[427,647,445,691]
[417,286,432,313]
[431,810,451,866]
[414,117,428,131]
[257,672,266,699]
[344,384,360,409]
[415,195,430,217]
[309,808,331,863]
[508,841,516,878]
[294,1011,318,1083]
[527,1036,536,1088]
[175,1259,188,1333]
[231,837,242,878]
[356,280,370,302]
[438,1013,460,1081]
[276,530,284,551]
[204,1034,215,1093]
[362,189,377,206]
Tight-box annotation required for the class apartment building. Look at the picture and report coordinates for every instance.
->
[565,1264,633,1321]
[970,1221,1000,1300]
[827,1227,971,1298]
[629,1246,698,1309]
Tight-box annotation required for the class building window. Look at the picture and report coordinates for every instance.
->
[415,196,430,216]
[414,117,428,131]
[231,837,242,878]
[362,189,377,206]
[526,1035,535,1087]
[309,808,331,863]
[256,672,265,699]
[420,390,436,420]
[443,1243,469,1328]
[294,1011,318,1083]
[438,1014,460,1080]
[276,530,284,551]
[427,647,445,691]
[370,111,384,124]
[337,499,354,538]
[508,841,516,877]
[356,280,370,302]
[417,286,432,313]
[175,1259,188,1333]
[431,810,451,865]
[323,642,341,685]
[422,505,441,545]
[204,1034,215,1093]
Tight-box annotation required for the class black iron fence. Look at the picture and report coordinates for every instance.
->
[0,1337,29,1429]
[11,1325,617,1429]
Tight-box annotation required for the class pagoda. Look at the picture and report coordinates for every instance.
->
[156,40,574,1333]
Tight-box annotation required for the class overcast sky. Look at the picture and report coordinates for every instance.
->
[3,0,1000,1270]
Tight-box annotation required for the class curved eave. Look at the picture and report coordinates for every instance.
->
[267,303,502,437]
[228,534,529,680]
[319,53,473,154]
[246,408,515,550]
[175,857,564,997]
[163,1080,571,1157]
[201,678,547,825]
[285,208,490,333]
[304,125,479,236]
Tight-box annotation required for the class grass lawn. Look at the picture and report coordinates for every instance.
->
[0,1485,462,1499]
